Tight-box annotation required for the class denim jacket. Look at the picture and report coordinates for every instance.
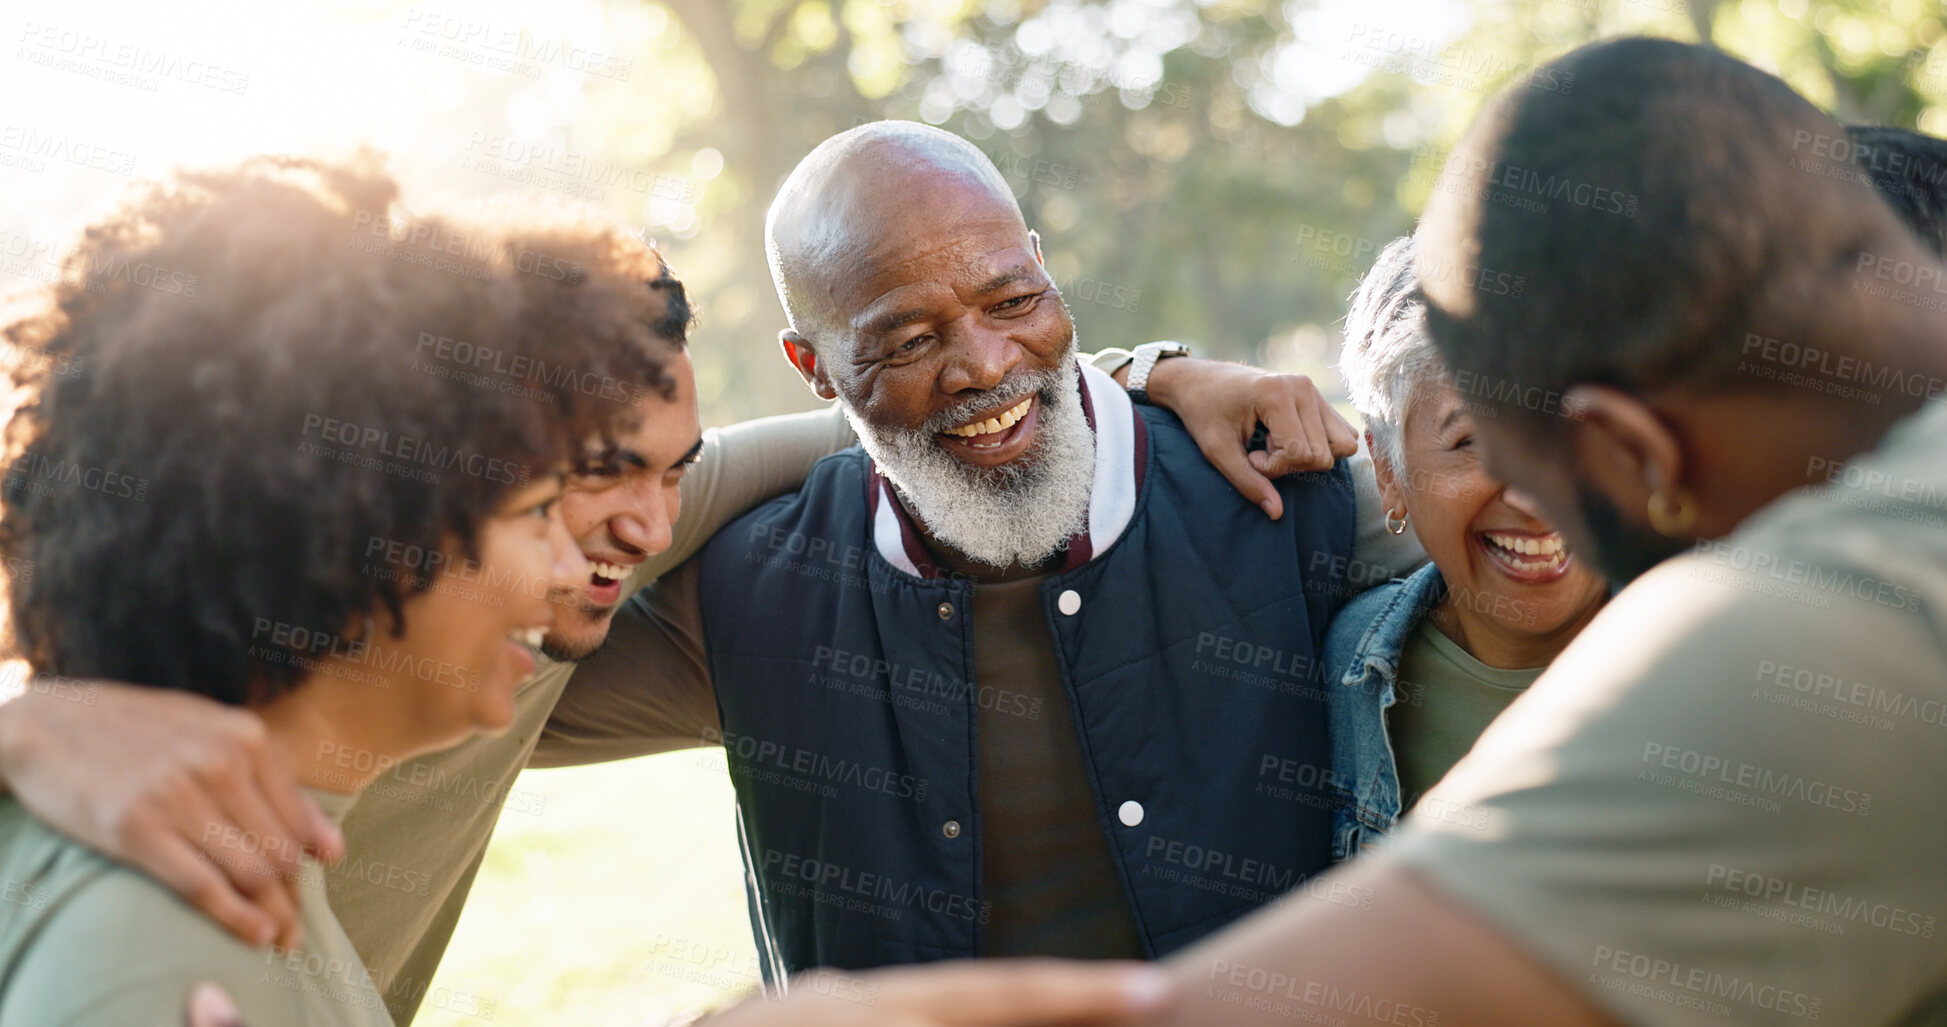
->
[1321,561,1448,862]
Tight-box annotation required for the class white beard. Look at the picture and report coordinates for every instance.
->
[843,352,1096,570]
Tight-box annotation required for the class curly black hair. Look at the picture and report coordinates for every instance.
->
[0,153,686,705]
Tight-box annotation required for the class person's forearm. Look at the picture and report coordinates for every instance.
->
[1155,857,1609,1027]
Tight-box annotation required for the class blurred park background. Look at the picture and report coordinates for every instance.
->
[5,0,1947,1022]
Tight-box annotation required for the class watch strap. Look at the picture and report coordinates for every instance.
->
[1125,341,1189,404]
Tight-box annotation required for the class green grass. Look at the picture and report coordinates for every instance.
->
[416,750,760,1027]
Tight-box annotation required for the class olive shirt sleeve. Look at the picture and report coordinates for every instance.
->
[529,559,712,768]
[1383,542,1947,1026]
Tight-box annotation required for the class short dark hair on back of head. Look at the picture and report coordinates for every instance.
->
[1847,125,1947,258]
[1416,37,1912,435]
[0,154,680,704]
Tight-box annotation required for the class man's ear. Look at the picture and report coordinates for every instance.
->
[1562,384,1685,525]
[780,330,839,401]
[1028,229,1044,265]
[1367,430,1409,517]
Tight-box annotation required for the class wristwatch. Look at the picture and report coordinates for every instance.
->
[1124,340,1190,405]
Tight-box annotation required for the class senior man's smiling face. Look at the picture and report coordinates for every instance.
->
[833,179,1073,451]
[779,164,1097,571]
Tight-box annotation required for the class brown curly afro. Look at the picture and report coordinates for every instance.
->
[0,153,689,704]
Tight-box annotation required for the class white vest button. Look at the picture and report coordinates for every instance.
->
[1057,589,1082,616]
[1117,800,1144,827]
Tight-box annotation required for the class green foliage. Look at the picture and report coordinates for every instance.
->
[605,0,1943,422]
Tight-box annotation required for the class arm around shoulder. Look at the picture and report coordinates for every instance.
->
[532,557,718,768]
[641,403,855,582]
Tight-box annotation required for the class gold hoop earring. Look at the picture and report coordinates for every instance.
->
[1385,508,1409,535]
[1646,489,1697,537]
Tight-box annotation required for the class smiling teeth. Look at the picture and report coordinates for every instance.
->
[1483,532,1565,557]
[943,397,1033,438]
[510,626,545,648]
[590,560,630,582]
[1483,532,1569,573]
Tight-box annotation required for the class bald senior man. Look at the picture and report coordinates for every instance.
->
[541,121,1410,983]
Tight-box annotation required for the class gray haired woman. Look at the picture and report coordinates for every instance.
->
[1322,236,1610,860]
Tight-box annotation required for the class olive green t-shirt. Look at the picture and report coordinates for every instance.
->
[1390,398,1947,1026]
[0,789,390,1026]
[1388,620,1542,807]
[971,574,1146,959]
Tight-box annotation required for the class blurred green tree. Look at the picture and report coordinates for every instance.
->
[611,0,1947,422]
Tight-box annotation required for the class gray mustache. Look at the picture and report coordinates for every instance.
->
[920,369,1066,435]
